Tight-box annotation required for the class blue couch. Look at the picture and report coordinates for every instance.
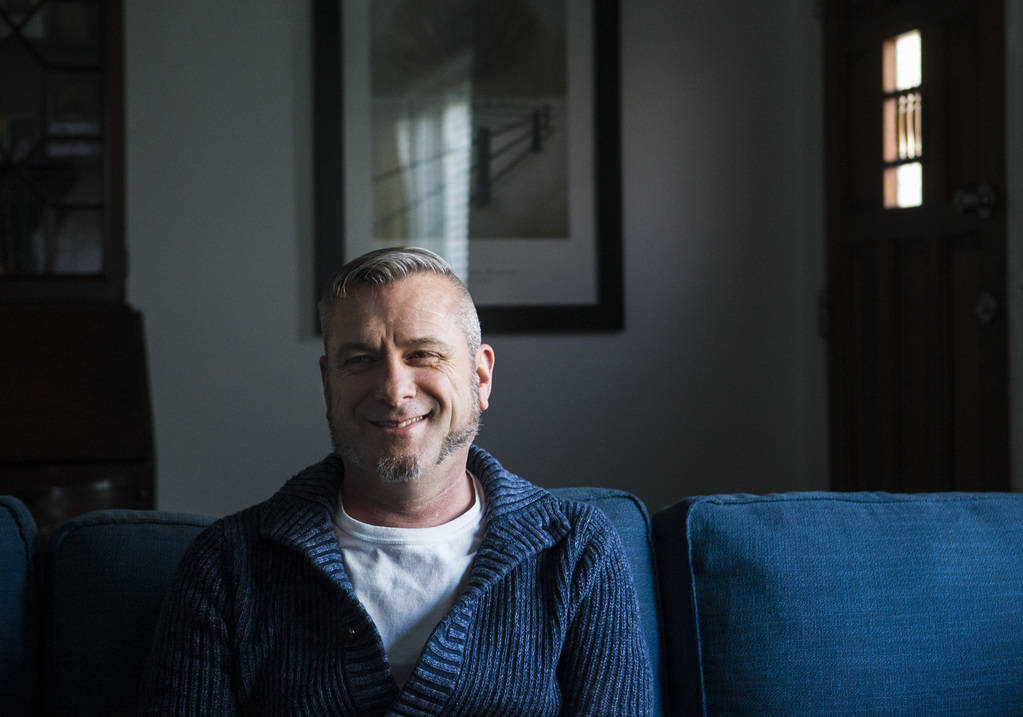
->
[3,489,1023,715]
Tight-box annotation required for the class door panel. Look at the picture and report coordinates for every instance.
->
[826,0,1007,491]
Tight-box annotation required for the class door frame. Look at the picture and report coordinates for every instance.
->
[1008,1,1023,491]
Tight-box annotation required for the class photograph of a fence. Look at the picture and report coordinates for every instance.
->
[314,0,622,331]
[368,0,568,242]
[469,99,565,238]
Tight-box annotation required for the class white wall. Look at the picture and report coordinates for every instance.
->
[126,0,828,517]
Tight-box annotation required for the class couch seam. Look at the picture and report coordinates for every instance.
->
[696,493,1021,507]
[1,502,32,570]
[684,506,709,716]
[1,500,38,713]
[584,493,651,525]
[48,518,211,560]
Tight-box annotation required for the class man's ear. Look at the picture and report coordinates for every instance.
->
[475,344,495,411]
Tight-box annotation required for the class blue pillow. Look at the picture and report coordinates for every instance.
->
[46,509,215,716]
[654,492,1023,715]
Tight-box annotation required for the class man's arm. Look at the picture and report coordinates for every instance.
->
[556,512,654,716]
[138,526,239,715]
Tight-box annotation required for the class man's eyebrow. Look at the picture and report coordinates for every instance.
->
[334,342,376,356]
[405,337,450,349]
[333,338,451,355]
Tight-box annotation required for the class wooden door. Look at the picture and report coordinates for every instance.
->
[825,0,1008,491]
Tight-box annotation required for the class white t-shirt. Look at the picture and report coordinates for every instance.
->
[334,475,485,686]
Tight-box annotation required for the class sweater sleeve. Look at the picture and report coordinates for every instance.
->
[556,510,654,716]
[137,524,239,716]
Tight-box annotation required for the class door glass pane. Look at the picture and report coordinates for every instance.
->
[49,208,102,274]
[0,0,35,23]
[0,44,44,159]
[48,72,103,136]
[23,2,102,66]
[0,0,37,11]
[892,31,921,91]
[884,92,922,163]
[882,29,922,209]
[1,1,107,278]
[25,139,103,205]
[884,162,922,209]
[6,194,47,274]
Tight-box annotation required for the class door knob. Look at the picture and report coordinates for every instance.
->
[953,183,997,219]
[975,291,999,325]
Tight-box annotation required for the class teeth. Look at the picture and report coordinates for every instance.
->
[378,415,426,428]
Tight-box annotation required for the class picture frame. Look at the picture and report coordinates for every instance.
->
[313,0,622,332]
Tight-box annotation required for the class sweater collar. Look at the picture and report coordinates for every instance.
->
[260,446,571,587]
[465,445,572,585]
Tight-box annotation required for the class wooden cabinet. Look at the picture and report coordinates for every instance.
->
[1,1,152,532]
[0,305,154,533]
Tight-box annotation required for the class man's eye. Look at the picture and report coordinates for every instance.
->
[343,355,373,368]
[408,351,435,361]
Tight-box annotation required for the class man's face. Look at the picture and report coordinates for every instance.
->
[319,273,494,483]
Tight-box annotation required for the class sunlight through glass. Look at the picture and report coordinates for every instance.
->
[895,31,921,90]
[883,29,922,208]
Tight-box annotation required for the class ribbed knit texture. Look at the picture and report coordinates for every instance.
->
[138,446,653,716]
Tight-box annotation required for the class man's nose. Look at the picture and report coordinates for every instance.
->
[375,357,416,405]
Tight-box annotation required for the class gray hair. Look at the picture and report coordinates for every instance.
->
[318,247,482,355]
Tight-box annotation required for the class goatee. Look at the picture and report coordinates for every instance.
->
[326,375,482,483]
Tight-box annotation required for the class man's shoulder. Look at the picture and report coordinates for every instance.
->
[270,453,345,508]
[468,445,617,541]
[182,495,267,560]
[189,454,344,553]
[469,445,548,518]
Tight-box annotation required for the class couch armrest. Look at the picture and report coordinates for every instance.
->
[0,496,38,717]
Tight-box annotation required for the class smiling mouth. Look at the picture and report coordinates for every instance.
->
[371,414,429,429]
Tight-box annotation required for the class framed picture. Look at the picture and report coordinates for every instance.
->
[313,0,622,332]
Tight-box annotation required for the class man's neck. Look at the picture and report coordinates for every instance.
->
[340,458,475,528]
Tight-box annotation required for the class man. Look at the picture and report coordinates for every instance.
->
[140,248,653,715]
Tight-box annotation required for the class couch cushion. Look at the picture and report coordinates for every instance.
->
[46,509,215,716]
[554,487,663,716]
[654,492,1023,715]
[43,490,662,715]
[0,496,37,717]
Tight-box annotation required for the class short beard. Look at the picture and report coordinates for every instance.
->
[327,374,482,484]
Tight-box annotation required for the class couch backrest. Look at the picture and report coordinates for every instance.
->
[43,488,663,716]
[0,496,37,717]
[45,509,215,716]
[553,487,664,716]
[654,491,1023,715]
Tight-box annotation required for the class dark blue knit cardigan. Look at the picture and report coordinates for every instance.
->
[139,446,653,716]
